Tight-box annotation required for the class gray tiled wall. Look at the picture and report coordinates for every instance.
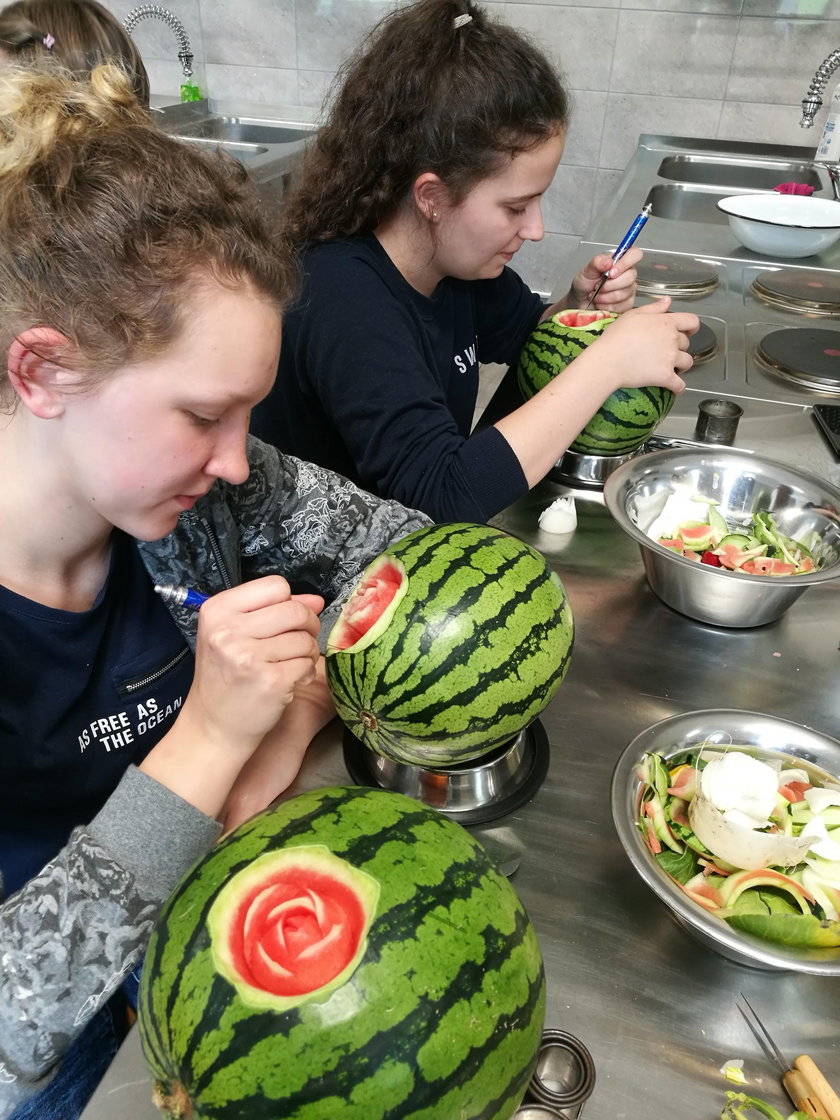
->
[112,0,840,292]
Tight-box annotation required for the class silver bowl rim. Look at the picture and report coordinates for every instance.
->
[610,707,840,975]
[603,445,840,588]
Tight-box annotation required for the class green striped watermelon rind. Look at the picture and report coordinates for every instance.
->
[325,523,574,767]
[138,785,547,1120]
[517,311,615,400]
[517,311,675,456]
[569,384,675,456]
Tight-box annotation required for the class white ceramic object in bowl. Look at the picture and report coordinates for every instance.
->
[717,193,840,257]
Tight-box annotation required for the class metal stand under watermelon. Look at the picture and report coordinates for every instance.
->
[342,719,550,826]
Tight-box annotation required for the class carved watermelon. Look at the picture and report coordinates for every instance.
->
[138,786,546,1120]
[517,309,674,455]
[326,523,574,766]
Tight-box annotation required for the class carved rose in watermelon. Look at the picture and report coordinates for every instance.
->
[138,786,546,1120]
[207,846,379,1011]
[517,308,674,456]
[326,522,574,767]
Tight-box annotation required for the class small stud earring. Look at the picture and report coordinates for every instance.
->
[431,210,438,221]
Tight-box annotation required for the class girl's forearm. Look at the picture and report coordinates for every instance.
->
[492,347,616,486]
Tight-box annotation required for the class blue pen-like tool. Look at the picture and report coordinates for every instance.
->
[154,584,209,611]
[586,201,653,308]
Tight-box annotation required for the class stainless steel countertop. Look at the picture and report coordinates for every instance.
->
[81,137,840,1120]
[83,470,840,1120]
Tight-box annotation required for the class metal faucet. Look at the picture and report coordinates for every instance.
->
[123,4,194,84]
[799,48,840,201]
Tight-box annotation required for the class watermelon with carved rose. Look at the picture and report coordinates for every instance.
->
[137,786,546,1119]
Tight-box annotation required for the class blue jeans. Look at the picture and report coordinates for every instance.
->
[9,992,129,1120]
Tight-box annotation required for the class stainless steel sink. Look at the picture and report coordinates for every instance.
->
[644,183,733,224]
[155,99,317,205]
[171,115,315,146]
[658,154,822,192]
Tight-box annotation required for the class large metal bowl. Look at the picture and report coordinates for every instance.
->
[611,709,840,975]
[603,445,840,627]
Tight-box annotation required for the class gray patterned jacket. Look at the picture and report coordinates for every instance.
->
[0,438,431,1115]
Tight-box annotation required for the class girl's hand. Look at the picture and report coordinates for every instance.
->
[185,576,324,756]
[569,246,643,312]
[588,297,698,392]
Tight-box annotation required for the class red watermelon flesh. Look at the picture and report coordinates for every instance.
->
[327,556,407,652]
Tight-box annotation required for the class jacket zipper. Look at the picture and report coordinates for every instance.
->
[201,516,234,591]
[120,519,232,698]
[118,645,191,698]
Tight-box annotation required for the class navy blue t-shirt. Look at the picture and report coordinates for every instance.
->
[0,532,194,895]
[250,235,545,523]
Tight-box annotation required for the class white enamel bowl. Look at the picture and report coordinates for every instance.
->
[717,193,840,258]
[611,708,840,974]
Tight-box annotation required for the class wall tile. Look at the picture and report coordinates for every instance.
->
[717,99,832,152]
[599,92,722,170]
[204,63,299,105]
[610,10,738,97]
[503,4,620,91]
[298,68,333,111]
[590,166,626,224]
[512,232,583,295]
[295,0,394,72]
[745,0,840,17]
[144,59,192,102]
[726,17,839,104]
[107,0,204,65]
[201,0,296,68]
[541,164,599,235]
[620,0,742,10]
[563,90,608,165]
[506,0,619,6]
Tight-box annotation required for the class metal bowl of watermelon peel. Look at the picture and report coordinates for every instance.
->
[325,523,574,772]
[603,445,840,628]
[517,309,675,487]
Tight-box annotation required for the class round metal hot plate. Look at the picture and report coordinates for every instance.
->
[342,718,550,825]
[636,254,719,297]
[687,320,718,364]
[752,269,840,317]
[755,327,840,394]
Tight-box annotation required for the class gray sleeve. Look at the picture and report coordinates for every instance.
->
[0,766,220,1114]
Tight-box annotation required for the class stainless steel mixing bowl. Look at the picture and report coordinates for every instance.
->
[610,708,840,975]
[603,445,840,627]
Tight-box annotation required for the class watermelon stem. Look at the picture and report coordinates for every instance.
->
[151,1080,193,1119]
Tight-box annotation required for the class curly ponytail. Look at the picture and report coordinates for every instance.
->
[281,0,569,248]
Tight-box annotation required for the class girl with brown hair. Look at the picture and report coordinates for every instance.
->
[251,0,698,523]
[0,61,427,1119]
[0,0,149,104]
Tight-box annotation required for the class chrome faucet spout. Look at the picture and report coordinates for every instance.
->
[123,4,193,80]
[800,47,840,127]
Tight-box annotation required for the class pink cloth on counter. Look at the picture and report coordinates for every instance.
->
[773,182,815,195]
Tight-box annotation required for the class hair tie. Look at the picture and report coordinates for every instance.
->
[42,33,55,49]
[453,13,472,28]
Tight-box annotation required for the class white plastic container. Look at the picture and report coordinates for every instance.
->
[814,82,840,163]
